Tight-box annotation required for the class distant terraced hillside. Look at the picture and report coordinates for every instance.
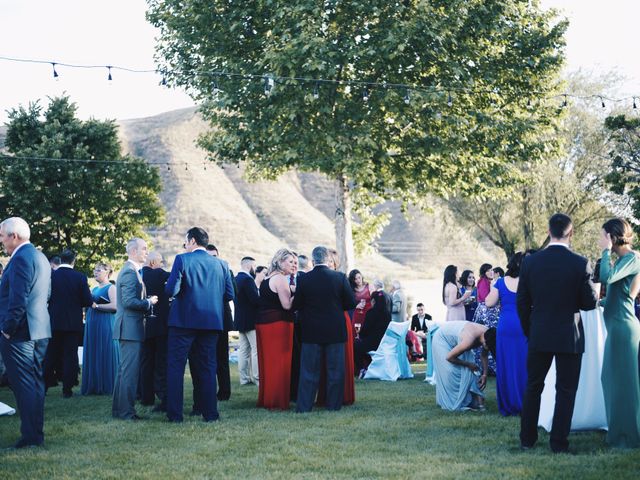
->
[1,108,503,279]
[118,107,502,277]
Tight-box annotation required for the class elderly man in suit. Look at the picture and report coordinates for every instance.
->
[0,217,51,448]
[517,213,598,453]
[165,228,234,423]
[140,251,170,412]
[293,246,357,412]
[112,238,158,421]
[44,248,93,397]
[234,256,260,385]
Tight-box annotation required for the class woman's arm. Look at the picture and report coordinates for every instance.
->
[274,275,294,310]
[600,249,639,285]
[484,285,499,307]
[445,337,478,371]
[445,283,469,307]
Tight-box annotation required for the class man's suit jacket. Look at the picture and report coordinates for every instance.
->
[165,249,234,331]
[292,265,357,344]
[114,261,150,342]
[0,243,51,342]
[410,313,433,333]
[141,266,170,339]
[234,271,259,333]
[48,266,93,332]
[517,245,598,354]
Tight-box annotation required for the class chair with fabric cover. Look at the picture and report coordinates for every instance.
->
[364,321,414,381]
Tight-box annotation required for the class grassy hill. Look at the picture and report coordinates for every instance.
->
[118,107,503,278]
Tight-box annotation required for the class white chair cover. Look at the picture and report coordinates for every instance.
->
[364,321,414,381]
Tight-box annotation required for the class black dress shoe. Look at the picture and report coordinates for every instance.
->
[12,439,43,449]
[131,414,146,421]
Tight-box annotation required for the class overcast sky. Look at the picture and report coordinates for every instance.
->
[0,0,638,124]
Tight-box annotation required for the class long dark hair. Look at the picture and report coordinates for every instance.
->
[442,265,458,303]
[505,252,524,278]
[348,269,363,290]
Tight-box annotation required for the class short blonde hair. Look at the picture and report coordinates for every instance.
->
[328,248,340,271]
[94,262,113,277]
[268,248,295,275]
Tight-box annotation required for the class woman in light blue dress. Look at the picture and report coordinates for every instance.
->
[433,321,496,411]
[81,263,119,395]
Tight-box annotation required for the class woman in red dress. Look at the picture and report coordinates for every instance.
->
[349,269,372,331]
[256,249,296,410]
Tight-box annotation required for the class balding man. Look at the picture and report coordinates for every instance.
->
[0,217,51,448]
[112,238,158,421]
[140,252,170,412]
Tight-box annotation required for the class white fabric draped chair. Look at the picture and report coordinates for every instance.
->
[364,320,414,381]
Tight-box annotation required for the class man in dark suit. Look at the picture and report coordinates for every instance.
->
[234,256,260,385]
[165,228,234,422]
[205,244,235,401]
[112,238,158,420]
[293,246,357,412]
[0,217,51,448]
[44,248,93,397]
[517,213,598,453]
[140,251,170,412]
[410,303,433,358]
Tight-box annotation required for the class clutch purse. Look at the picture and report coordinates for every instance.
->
[96,295,110,305]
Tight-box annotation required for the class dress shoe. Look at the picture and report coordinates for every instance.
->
[130,414,146,421]
[12,438,43,449]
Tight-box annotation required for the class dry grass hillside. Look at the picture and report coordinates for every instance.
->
[1,108,503,280]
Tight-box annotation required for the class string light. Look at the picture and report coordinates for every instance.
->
[0,56,638,110]
[403,89,411,105]
[362,86,369,102]
[634,97,638,109]
[313,82,320,100]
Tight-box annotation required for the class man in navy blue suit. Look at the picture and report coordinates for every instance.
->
[0,217,52,448]
[234,256,260,385]
[165,227,234,422]
[44,248,92,397]
[293,246,357,412]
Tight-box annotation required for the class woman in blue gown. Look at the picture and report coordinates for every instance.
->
[486,252,527,416]
[81,263,119,395]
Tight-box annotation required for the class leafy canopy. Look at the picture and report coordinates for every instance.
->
[0,96,165,273]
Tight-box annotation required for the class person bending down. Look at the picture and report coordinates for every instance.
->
[432,321,496,411]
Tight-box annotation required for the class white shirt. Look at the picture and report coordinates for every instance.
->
[547,242,570,249]
[57,264,74,269]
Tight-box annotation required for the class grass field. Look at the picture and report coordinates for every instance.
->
[0,366,638,479]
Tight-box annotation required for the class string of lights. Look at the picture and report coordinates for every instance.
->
[0,154,199,171]
[1,55,638,109]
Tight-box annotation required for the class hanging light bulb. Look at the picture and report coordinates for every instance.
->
[313,82,320,100]
[527,98,532,108]
[403,89,410,105]
[107,66,113,81]
[161,75,167,86]
[600,96,605,109]
[363,86,369,102]
[633,97,637,109]
[264,75,275,96]
[52,63,59,80]
[447,91,453,107]
[561,94,568,108]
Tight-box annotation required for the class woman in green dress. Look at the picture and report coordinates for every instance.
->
[599,218,640,448]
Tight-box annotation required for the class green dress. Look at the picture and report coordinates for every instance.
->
[600,249,640,448]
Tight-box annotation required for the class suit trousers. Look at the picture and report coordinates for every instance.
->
[44,330,81,393]
[216,332,231,400]
[0,337,48,444]
[167,327,218,422]
[238,330,259,385]
[139,335,168,407]
[296,342,345,413]
[520,350,582,452]
[112,340,142,419]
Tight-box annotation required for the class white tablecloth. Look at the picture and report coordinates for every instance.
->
[538,308,608,431]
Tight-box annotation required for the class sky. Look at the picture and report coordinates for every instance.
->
[0,0,638,124]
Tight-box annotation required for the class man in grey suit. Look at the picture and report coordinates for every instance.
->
[112,238,158,420]
[0,217,51,448]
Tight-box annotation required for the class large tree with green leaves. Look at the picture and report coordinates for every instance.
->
[148,0,566,271]
[0,96,164,273]
[447,73,629,260]
[605,114,640,239]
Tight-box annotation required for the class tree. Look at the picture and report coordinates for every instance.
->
[0,96,164,272]
[604,114,640,238]
[147,0,566,271]
[447,72,628,260]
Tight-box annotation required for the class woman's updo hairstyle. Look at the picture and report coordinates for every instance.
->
[267,248,295,275]
[602,218,634,247]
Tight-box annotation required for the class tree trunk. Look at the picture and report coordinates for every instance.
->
[334,174,355,273]
[522,186,535,251]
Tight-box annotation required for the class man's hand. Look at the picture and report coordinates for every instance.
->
[148,295,159,305]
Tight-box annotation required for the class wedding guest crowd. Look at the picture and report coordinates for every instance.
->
[2,212,639,456]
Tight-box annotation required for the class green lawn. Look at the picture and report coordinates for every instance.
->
[0,366,638,479]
